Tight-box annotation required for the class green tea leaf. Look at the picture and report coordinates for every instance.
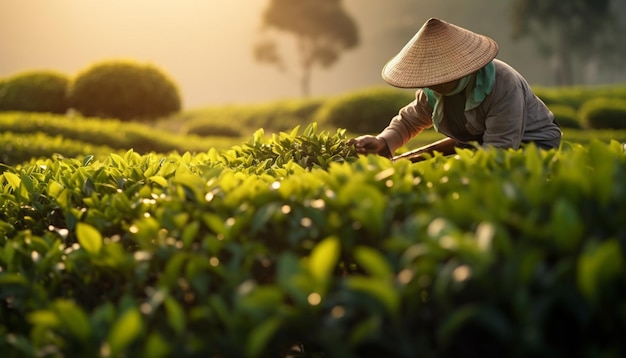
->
[19,172,35,193]
[107,308,143,356]
[147,175,168,187]
[164,297,186,336]
[76,222,103,254]
[27,310,60,328]
[82,178,95,196]
[47,180,63,198]
[3,172,21,191]
[550,198,583,252]
[353,246,392,279]
[577,239,624,302]
[143,332,172,358]
[309,236,340,289]
[0,273,28,286]
[53,299,91,341]
[346,276,398,314]
[246,317,281,358]
[82,154,94,166]
[349,316,380,346]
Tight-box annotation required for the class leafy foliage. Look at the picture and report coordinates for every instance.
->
[220,124,358,173]
[533,85,626,110]
[174,83,626,136]
[0,112,238,165]
[1,122,626,356]
[548,104,580,129]
[579,98,626,129]
[314,87,414,133]
[68,60,181,121]
[0,71,69,114]
[182,97,324,137]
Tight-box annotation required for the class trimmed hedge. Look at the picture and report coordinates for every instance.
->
[313,87,414,133]
[0,131,119,166]
[533,85,626,110]
[0,71,69,114]
[68,60,181,121]
[1,125,626,357]
[579,98,626,129]
[548,104,581,129]
[163,85,626,137]
[0,112,237,165]
[182,98,324,137]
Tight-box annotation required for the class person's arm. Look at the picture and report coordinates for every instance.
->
[377,90,434,154]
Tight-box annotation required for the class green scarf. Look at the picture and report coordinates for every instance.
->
[424,61,496,132]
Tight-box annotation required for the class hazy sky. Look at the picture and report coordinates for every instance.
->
[3,0,596,109]
[1,0,410,108]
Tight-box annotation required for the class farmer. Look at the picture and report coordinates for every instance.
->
[349,18,562,161]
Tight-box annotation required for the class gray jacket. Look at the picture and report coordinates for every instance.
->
[378,59,562,153]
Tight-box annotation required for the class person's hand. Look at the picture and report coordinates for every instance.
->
[348,135,388,155]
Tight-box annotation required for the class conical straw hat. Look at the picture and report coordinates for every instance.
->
[382,18,498,88]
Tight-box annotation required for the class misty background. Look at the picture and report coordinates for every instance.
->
[2,0,625,109]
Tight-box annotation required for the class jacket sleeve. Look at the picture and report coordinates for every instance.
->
[377,90,433,154]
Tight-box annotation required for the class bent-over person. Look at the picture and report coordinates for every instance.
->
[350,18,562,161]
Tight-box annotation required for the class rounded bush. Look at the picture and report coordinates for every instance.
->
[68,60,181,121]
[0,71,70,114]
[314,87,414,133]
[533,85,626,110]
[548,104,581,129]
[579,98,626,129]
[533,86,585,109]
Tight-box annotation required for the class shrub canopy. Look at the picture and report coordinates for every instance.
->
[314,87,414,133]
[68,60,181,121]
[0,71,69,114]
[579,98,626,129]
[1,126,626,357]
[547,104,581,128]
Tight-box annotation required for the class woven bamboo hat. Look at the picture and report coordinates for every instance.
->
[382,18,498,88]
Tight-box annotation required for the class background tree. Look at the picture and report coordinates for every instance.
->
[510,0,625,85]
[254,0,359,97]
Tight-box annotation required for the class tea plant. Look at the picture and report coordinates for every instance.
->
[1,125,625,357]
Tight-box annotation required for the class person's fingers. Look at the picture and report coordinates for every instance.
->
[348,135,385,154]
[356,137,381,153]
[348,136,370,148]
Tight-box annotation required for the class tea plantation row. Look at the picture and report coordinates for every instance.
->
[175,85,626,136]
[1,125,626,357]
[0,111,244,166]
[3,110,626,168]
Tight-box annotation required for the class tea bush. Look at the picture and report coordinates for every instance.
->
[0,131,119,165]
[548,104,581,128]
[68,60,181,121]
[313,86,414,133]
[183,120,243,137]
[0,112,237,165]
[533,85,626,110]
[183,98,323,137]
[1,123,626,357]
[579,98,626,129]
[0,71,69,114]
[560,128,626,146]
[166,84,626,138]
